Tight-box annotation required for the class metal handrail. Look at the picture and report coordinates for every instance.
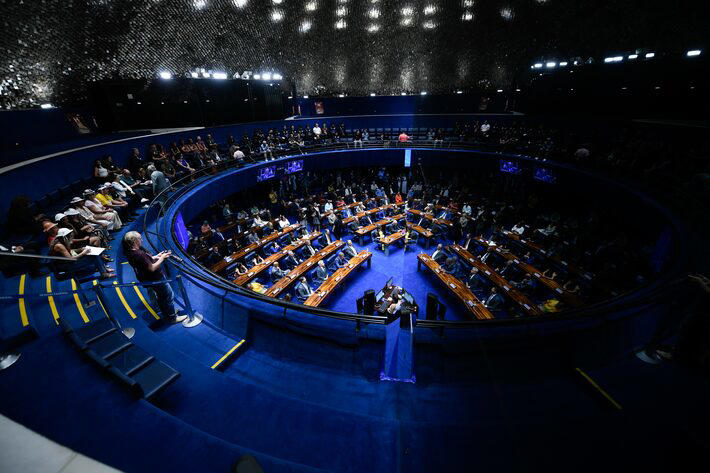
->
[0,251,76,262]
[140,140,690,328]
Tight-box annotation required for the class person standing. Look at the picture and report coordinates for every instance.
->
[123,231,186,324]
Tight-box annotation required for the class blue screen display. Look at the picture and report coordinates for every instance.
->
[534,167,556,183]
[285,160,304,174]
[499,159,521,174]
[174,212,190,250]
[404,149,412,168]
[257,165,276,181]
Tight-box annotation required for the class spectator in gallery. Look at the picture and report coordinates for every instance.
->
[93,159,109,182]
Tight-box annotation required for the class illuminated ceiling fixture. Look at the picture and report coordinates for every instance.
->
[303,95,309,98]
[401,18,413,26]
[420,91,427,95]
[262,73,272,81]
[496,89,503,93]
[271,9,284,21]
[422,20,436,29]
[40,103,54,109]
[628,54,638,59]
[233,0,248,7]
[500,7,513,20]
[456,90,463,94]
[158,71,172,79]
[335,19,347,29]
[463,0,473,6]
[194,0,207,10]
[401,92,407,95]
[462,11,473,21]
[273,73,283,80]
[546,62,556,68]
[336,6,347,16]
[604,56,623,63]
[370,93,376,96]
[272,0,282,3]
[338,94,345,97]
[253,74,261,79]
[190,71,199,78]
[202,71,211,78]
[423,5,436,15]
[687,49,701,57]
[305,1,317,11]
[533,63,543,68]
[645,52,655,58]
[367,23,380,32]
[299,20,312,33]
[213,72,227,79]
[559,61,568,66]
[368,8,380,18]
[401,6,414,16]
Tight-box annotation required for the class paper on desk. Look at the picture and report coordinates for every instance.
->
[84,246,105,256]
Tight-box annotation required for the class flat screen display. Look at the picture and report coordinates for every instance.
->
[499,159,521,174]
[256,165,276,182]
[285,160,304,174]
[404,149,412,168]
[533,167,557,184]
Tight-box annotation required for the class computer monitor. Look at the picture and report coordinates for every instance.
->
[384,276,393,289]
[375,290,385,302]
[403,292,414,305]
[256,165,276,182]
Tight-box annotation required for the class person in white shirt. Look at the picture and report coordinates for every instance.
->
[324,201,333,212]
[277,215,290,229]
[462,203,472,216]
[511,222,525,235]
[233,148,245,161]
[312,124,322,138]
[431,244,446,263]
[253,215,266,227]
[82,190,122,230]
[70,196,112,230]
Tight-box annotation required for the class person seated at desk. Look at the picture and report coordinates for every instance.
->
[247,281,267,294]
[253,214,267,227]
[395,192,403,204]
[431,244,447,263]
[200,221,213,238]
[511,221,526,236]
[296,276,314,301]
[246,231,260,245]
[483,287,504,310]
[354,204,365,214]
[361,216,374,226]
[270,262,288,282]
[247,253,264,268]
[347,220,359,233]
[343,240,357,258]
[264,241,280,255]
[202,228,225,247]
[277,215,290,229]
[497,260,515,277]
[467,267,485,290]
[374,228,387,251]
[514,274,536,293]
[462,233,473,251]
[262,222,276,236]
[481,249,495,264]
[301,242,317,259]
[283,250,301,269]
[314,260,329,284]
[443,256,459,276]
[323,200,334,212]
[317,229,332,248]
[234,262,248,276]
[462,202,472,216]
[330,252,347,271]
[385,294,404,315]
[236,209,248,220]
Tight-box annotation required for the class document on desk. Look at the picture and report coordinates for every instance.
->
[84,246,105,256]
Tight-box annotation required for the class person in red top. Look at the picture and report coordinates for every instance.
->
[395,192,403,204]
[398,132,409,143]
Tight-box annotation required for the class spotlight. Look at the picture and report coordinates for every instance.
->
[262,73,272,81]
[367,23,380,32]
[423,5,436,15]
[338,94,345,97]
[273,73,283,80]
[305,1,317,11]
[233,0,248,7]
[272,0,282,3]
[687,49,701,57]
[190,71,199,78]
[370,93,376,96]
[368,8,380,18]
[559,61,568,66]
[253,74,261,80]
[299,20,312,33]
[40,103,54,109]
[455,90,463,94]
[422,20,436,29]
[303,95,309,98]
[401,18,413,26]
[202,71,211,78]
[546,62,556,68]
[533,63,543,69]
[271,10,284,21]
[496,89,503,93]
[401,92,407,95]
[158,71,172,80]
[463,0,473,6]
[645,52,655,58]
[628,54,638,59]
[335,19,347,29]
[462,12,473,21]
[213,72,227,79]
[401,6,413,16]
[604,56,623,63]
[336,6,347,16]
[420,91,427,95]
[194,0,207,10]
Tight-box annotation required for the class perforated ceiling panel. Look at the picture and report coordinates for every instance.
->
[0,0,705,109]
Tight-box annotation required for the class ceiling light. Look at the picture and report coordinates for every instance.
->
[422,20,436,29]
[370,93,376,96]
[546,62,556,68]
[158,71,172,79]
[687,49,701,57]
[338,94,345,97]
[533,63,543,68]
[190,71,199,78]
[462,12,473,21]
[420,91,427,95]
[401,92,407,95]
[261,73,272,81]
[272,0,282,3]
[456,90,463,94]
[423,5,436,15]
[645,52,655,58]
[401,18,413,26]
[368,8,380,18]
[299,20,311,33]
[253,74,261,79]
[463,0,473,6]
[497,89,503,93]
[40,103,54,109]
[336,7,347,16]
[604,56,623,63]
[303,95,309,98]
[559,61,568,66]
[212,72,227,79]
[271,9,284,21]
[194,0,207,10]
[202,71,211,78]
[628,54,638,59]
[273,73,283,80]
[233,0,248,7]
[367,23,380,32]
[401,6,413,16]
[305,1,317,11]
[335,19,347,29]
[500,7,513,20]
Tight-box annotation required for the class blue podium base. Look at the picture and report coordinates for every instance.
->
[380,317,415,383]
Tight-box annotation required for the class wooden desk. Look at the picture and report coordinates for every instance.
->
[355,213,406,246]
[264,240,345,297]
[408,208,452,227]
[210,224,301,274]
[304,250,372,307]
[379,229,407,256]
[232,232,320,286]
[320,201,362,219]
[472,237,583,308]
[343,203,402,225]
[417,253,493,320]
[406,223,433,248]
[448,244,542,316]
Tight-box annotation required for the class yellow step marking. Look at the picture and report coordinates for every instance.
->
[46,276,59,325]
[93,280,109,318]
[18,274,28,327]
[70,279,90,323]
[575,368,623,410]
[211,340,246,370]
[132,282,160,320]
[113,281,137,319]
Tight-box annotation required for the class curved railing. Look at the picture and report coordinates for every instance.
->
[141,139,688,332]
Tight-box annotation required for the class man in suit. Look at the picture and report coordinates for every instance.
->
[296,276,314,301]
[484,287,504,310]
[314,260,329,284]
[283,250,300,269]
[270,262,287,282]
[318,228,332,248]
[462,233,472,251]
[443,256,459,276]
[432,244,446,263]
[301,242,316,259]
[332,252,347,270]
[343,240,357,258]
[467,267,485,290]
[247,231,260,245]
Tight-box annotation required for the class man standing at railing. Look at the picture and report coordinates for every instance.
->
[123,231,187,324]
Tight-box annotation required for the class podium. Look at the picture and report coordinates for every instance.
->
[380,312,415,383]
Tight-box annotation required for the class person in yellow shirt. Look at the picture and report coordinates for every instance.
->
[97,185,133,222]
[247,281,267,294]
